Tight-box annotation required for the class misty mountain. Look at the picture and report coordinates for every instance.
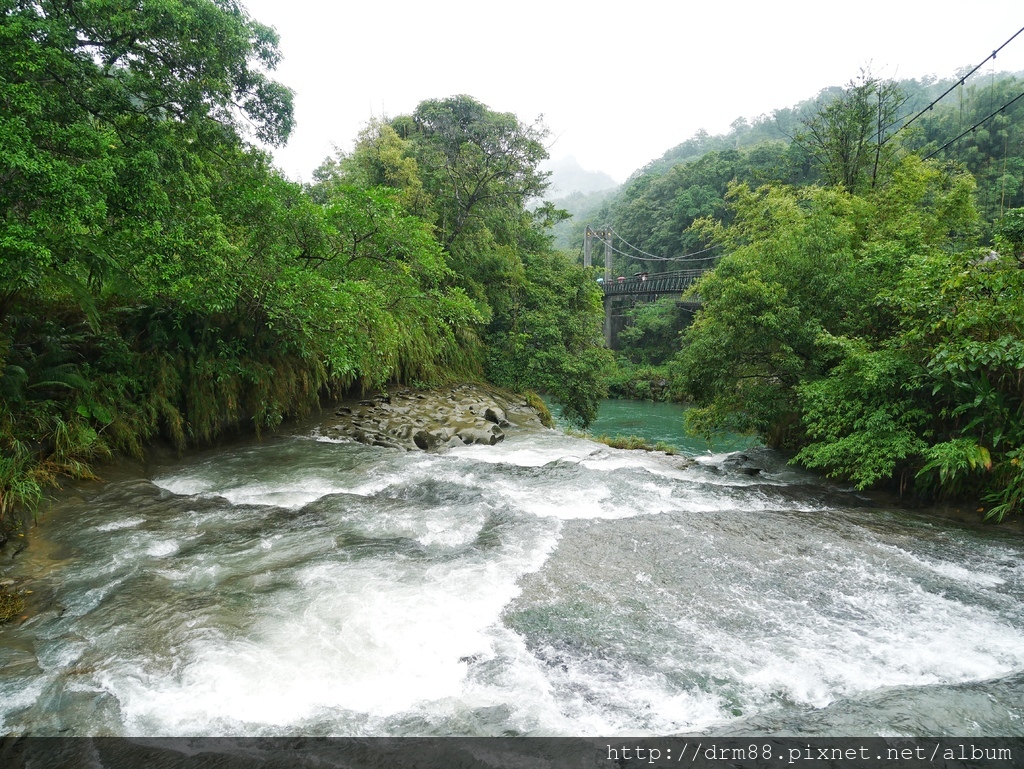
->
[541,156,619,199]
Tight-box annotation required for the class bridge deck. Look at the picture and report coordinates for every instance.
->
[600,267,707,347]
[602,268,705,297]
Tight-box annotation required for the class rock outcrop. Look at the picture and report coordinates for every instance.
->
[321,383,547,451]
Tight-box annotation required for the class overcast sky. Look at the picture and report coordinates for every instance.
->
[241,1,1024,184]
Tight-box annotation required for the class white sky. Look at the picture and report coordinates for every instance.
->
[241,1,1024,184]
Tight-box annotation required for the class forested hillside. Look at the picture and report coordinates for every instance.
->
[590,71,1024,520]
[577,70,1024,277]
[0,1,608,538]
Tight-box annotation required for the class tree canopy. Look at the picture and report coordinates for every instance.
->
[316,95,610,427]
[0,19,610,534]
[580,69,1024,520]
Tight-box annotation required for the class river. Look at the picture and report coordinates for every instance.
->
[1,401,1023,738]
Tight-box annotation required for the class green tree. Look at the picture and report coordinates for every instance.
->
[674,182,866,446]
[795,72,907,194]
[618,296,692,366]
[0,4,502,533]
[673,156,1024,518]
[408,95,551,251]
[319,96,608,427]
[484,251,611,428]
[0,0,294,318]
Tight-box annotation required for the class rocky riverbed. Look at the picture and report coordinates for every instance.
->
[319,383,548,451]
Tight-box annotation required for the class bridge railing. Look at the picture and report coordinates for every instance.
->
[601,268,708,297]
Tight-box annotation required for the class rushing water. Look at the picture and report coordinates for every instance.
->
[1,408,1023,738]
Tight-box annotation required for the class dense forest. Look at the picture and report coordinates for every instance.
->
[0,0,609,540]
[2,0,1022,536]
[587,70,1024,521]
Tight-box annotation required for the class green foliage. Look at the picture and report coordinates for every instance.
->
[996,207,1024,258]
[604,361,679,402]
[5,2,582,535]
[561,68,1024,519]
[584,141,813,278]
[670,151,1024,518]
[484,250,612,429]
[617,297,692,366]
[795,72,906,193]
[0,440,42,525]
[903,74,1024,231]
[674,182,865,446]
[525,391,554,429]
[984,448,1024,523]
[1,9,608,536]
[409,95,550,250]
[916,439,992,495]
[323,95,555,318]
[0,0,294,313]
[795,342,928,489]
[321,96,609,430]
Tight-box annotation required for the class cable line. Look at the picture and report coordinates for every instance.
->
[592,233,720,264]
[607,228,671,260]
[923,87,1024,160]
[606,228,721,262]
[885,24,1024,144]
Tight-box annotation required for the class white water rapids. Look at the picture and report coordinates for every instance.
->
[1,420,1022,737]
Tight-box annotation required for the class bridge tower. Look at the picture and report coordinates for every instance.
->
[583,226,613,282]
[584,227,615,346]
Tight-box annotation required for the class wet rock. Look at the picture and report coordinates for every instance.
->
[323,383,544,452]
[722,452,765,476]
[484,406,509,426]
[457,424,504,446]
[413,430,443,451]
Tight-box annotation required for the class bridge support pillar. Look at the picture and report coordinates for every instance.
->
[603,296,612,348]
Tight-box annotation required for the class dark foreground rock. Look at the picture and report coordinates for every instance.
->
[321,383,547,451]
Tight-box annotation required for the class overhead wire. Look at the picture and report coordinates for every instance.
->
[591,234,662,263]
[885,24,1024,144]
[923,87,1024,160]
[604,228,721,262]
[591,234,719,265]
[607,228,674,260]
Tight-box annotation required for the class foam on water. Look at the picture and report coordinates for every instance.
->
[94,517,146,532]
[106,525,561,734]
[878,544,1008,588]
[3,427,1023,737]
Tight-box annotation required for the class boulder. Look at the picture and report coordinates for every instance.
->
[457,424,505,446]
[324,383,543,452]
[484,406,509,426]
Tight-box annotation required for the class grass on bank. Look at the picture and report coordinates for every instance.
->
[525,391,554,428]
[566,429,678,455]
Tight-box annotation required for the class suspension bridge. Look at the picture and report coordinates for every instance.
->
[584,227,716,347]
